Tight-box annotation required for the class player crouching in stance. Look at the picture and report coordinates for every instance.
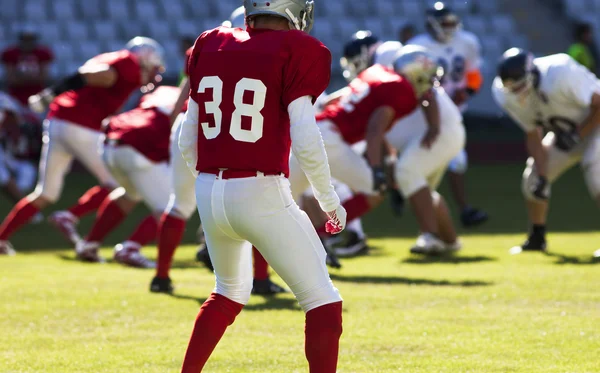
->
[0,37,165,255]
[178,1,346,371]
[493,48,600,256]
[386,46,464,254]
[74,86,178,264]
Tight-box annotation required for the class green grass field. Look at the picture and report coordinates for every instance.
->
[1,165,599,373]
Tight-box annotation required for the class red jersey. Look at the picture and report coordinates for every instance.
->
[317,65,419,144]
[106,86,179,163]
[188,27,331,176]
[48,50,142,131]
[1,45,54,105]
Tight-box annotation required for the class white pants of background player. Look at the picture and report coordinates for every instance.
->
[102,144,171,213]
[289,119,376,202]
[164,113,197,220]
[386,100,466,197]
[0,145,37,193]
[195,172,342,310]
[522,129,600,201]
[32,118,117,202]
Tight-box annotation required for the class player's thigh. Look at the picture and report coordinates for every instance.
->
[288,153,311,202]
[67,124,115,186]
[195,174,253,304]
[327,142,373,194]
[102,146,141,201]
[131,162,172,213]
[34,119,74,202]
[527,133,581,183]
[229,177,342,312]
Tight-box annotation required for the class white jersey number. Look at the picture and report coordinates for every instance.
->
[198,76,266,143]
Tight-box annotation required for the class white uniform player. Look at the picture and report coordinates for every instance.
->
[408,1,488,227]
[493,49,600,256]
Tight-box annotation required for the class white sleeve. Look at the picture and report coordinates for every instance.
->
[557,57,600,108]
[491,78,536,133]
[178,98,200,177]
[288,96,340,212]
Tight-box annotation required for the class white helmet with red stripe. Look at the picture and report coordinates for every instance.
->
[125,37,165,71]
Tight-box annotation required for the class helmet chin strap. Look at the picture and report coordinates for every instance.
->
[285,8,302,30]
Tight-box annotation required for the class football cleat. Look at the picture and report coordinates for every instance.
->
[195,243,214,271]
[410,233,448,255]
[593,249,600,258]
[445,239,463,252]
[251,278,289,296]
[0,240,16,256]
[460,207,489,228]
[29,212,44,225]
[48,211,81,245]
[113,241,156,269]
[509,237,547,255]
[334,231,369,258]
[150,276,174,294]
[75,240,104,263]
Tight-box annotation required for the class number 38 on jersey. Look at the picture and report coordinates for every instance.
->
[198,76,267,143]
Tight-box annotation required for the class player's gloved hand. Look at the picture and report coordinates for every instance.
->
[531,175,549,201]
[28,89,55,113]
[388,188,405,217]
[554,131,580,152]
[325,204,347,235]
[372,166,387,193]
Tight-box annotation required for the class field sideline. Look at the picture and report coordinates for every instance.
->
[1,165,599,373]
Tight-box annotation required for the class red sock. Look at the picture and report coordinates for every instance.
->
[305,301,343,373]
[156,213,186,278]
[127,215,158,246]
[86,198,126,243]
[0,198,40,240]
[317,194,370,236]
[253,247,269,280]
[181,293,244,372]
[67,186,110,218]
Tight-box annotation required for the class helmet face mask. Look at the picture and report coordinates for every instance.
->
[393,46,443,98]
[497,48,536,103]
[125,37,166,87]
[426,2,461,43]
[340,30,380,82]
[222,6,246,29]
[243,0,315,33]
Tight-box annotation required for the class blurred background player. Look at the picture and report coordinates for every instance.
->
[408,1,489,227]
[75,85,178,265]
[178,1,346,371]
[386,46,464,254]
[567,22,599,76]
[493,48,600,257]
[0,37,165,255]
[398,23,416,46]
[0,25,54,106]
[151,5,288,295]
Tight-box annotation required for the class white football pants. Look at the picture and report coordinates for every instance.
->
[195,171,342,311]
[33,118,116,202]
[102,144,171,213]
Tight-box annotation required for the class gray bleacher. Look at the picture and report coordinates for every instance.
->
[0,0,530,115]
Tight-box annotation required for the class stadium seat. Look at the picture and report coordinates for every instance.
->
[107,1,130,20]
[373,0,396,17]
[120,21,145,40]
[402,1,423,19]
[323,1,345,17]
[174,21,198,38]
[463,15,488,36]
[24,1,47,20]
[52,42,75,63]
[338,18,361,39]
[93,21,118,42]
[313,19,337,43]
[490,15,515,35]
[78,0,102,19]
[53,1,76,20]
[134,2,158,20]
[75,40,102,61]
[145,22,172,41]
[38,22,63,43]
[0,0,19,20]
[349,2,372,17]
[64,22,90,41]
[476,0,499,14]
[363,18,385,40]
[158,0,184,19]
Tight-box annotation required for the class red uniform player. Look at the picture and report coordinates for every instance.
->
[177,1,346,372]
[0,37,165,256]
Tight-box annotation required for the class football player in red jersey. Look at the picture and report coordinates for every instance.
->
[74,86,178,264]
[151,7,287,296]
[178,1,346,372]
[288,54,441,244]
[0,37,165,256]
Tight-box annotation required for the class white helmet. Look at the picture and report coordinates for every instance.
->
[125,37,165,71]
[244,0,315,33]
[393,45,444,98]
[222,6,246,29]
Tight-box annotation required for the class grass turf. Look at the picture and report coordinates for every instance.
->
[1,165,599,372]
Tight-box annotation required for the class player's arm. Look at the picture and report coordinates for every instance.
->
[366,106,396,193]
[170,77,190,126]
[178,97,199,177]
[28,64,119,113]
[320,87,351,107]
[420,89,441,149]
[526,128,548,178]
[577,92,600,139]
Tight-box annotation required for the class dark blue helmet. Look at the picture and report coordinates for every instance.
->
[425,2,461,43]
[340,30,380,81]
[497,48,537,92]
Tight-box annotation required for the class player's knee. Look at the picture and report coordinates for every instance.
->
[32,184,61,203]
[215,275,253,305]
[295,282,343,313]
[448,150,468,174]
[395,164,427,198]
